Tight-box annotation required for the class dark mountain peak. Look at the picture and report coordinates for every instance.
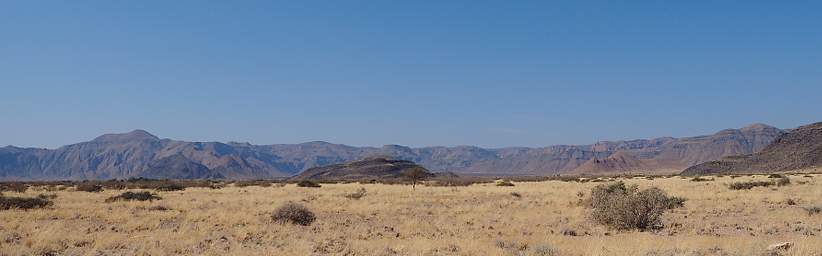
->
[93,129,159,143]
[741,123,779,132]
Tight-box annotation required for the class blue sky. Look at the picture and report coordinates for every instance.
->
[1,1,821,148]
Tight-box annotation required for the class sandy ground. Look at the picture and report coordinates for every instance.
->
[1,174,821,256]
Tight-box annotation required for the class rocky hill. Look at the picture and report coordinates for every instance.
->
[682,122,822,175]
[0,123,788,180]
[291,158,433,181]
[569,151,651,175]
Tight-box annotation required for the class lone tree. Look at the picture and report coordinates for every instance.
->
[401,166,429,190]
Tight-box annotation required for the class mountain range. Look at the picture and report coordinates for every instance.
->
[0,123,786,180]
[682,122,822,175]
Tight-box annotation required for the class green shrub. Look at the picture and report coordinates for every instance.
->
[587,182,685,230]
[297,180,321,188]
[105,191,161,203]
[272,202,316,226]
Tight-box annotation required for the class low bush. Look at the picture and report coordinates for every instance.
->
[496,180,515,187]
[272,202,316,226]
[587,182,685,231]
[690,177,714,182]
[234,180,274,188]
[728,181,774,190]
[510,192,522,198]
[297,180,321,188]
[0,195,52,210]
[768,174,785,178]
[76,183,104,192]
[776,177,791,186]
[105,191,162,203]
[426,176,491,187]
[154,183,186,192]
[804,206,822,216]
[0,183,28,193]
[344,187,367,200]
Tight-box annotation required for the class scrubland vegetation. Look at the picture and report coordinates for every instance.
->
[0,173,821,255]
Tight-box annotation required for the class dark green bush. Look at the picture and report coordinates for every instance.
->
[587,182,685,231]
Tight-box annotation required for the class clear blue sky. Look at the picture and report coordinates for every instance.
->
[2,1,821,149]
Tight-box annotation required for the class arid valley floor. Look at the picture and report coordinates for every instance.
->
[2,174,822,256]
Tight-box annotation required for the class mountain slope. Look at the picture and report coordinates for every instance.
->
[291,158,432,181]
[570,151,650,175]
[682,122,822,175]
[0,123,788,180]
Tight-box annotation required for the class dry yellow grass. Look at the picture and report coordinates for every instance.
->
[1,174,822,255]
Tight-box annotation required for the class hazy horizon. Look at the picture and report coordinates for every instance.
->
[2,1,821,148]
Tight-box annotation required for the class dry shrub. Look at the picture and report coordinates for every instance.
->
[234,180,274,188]
[272,202,316,226]
[297,180,321,188]
[154,183,186,192]
[496,180,515,187]
[344,187,367,199]
[587,181,685,230]
[0,195,52,210]
[690,177,713,182]
[776,177,791,186]
[768,174,785,178]
[510,192,522,198]
[427,176,490,187]
[0,183,28,193]
[148,205,172,211]
[728,181,774,190]
[76,183,103,192]
[105,191,161,203]
[804,206,822,216]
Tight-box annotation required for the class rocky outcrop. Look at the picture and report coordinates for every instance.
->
[291,158,432,181]
[682,122,822,175]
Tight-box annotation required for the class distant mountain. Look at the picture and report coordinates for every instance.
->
[291,157,432,181]
[0,123,788,180]
[570,151,649,175]
[682,122,822,175]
